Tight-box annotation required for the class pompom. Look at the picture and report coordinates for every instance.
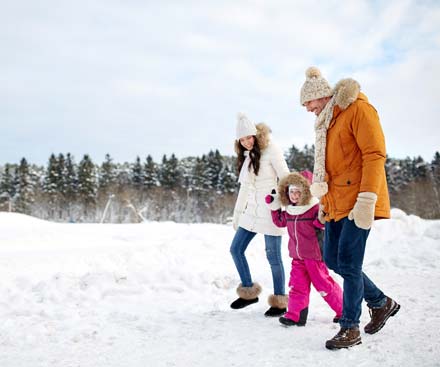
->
[306,66,321,79]
[237,112,247,121]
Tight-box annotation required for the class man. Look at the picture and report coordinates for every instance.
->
[299,66,400,349]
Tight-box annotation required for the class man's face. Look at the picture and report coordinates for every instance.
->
[304,97,330,116]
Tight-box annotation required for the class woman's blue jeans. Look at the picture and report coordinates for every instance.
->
[324,217,386,328]
[230,226,285,295]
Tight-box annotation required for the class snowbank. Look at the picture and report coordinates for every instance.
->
[0,209,439,367]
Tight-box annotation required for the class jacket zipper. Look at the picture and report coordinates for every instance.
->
[294,216,303,260]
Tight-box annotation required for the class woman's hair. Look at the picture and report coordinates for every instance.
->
[234,137,261,176]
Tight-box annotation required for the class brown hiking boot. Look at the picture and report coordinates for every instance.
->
[364,297,400,334]
[325,327,362,350]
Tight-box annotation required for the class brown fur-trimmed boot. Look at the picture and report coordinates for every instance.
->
[264,294,288,317]
[230,283,262,309]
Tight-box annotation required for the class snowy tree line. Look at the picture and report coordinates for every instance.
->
[1,147,440,222]
[0,151,237,223]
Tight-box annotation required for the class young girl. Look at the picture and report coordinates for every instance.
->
[265,170,343,326]
[230,112,290,317]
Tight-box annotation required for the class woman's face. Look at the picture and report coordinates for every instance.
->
[239,135,255,151]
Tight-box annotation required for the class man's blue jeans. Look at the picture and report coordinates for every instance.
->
[230,227,285,295]
[324,217,386,328]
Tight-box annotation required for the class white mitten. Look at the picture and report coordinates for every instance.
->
[348,192,378,230]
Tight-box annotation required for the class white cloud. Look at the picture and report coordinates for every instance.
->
[1,0,439,165]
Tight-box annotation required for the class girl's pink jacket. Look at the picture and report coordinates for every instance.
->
[271,200,324,261]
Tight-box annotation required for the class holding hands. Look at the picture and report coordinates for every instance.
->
[265,189,282,211]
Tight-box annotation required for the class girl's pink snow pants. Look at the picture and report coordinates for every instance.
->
[285,258,343,322]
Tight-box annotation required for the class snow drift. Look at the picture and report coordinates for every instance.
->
[0,209,439,367]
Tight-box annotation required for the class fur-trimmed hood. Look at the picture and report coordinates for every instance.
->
[333,78,361,111]
[278,172,312,207]
[255,122,271,150]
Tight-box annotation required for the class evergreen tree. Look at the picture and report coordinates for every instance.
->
[285,144,314,172]
[56,153,68,199]
[219,159,237,194]
[429,152,440,216]
[0,164,16,210]
[432,152,440,166]
[143,155,158,190]
[412,156,428,178]
[131,156,144,188]
[431,152,440,185]
[77,154,97,211]
[192,155,210,195]
[42,154,60,217]
[65,153,78,203]
[99,154,117,192]
[159,154,181,189]
[43,154,59,196]
[205,150,223,193]
[13,158,35,214]
[0,164,15,197]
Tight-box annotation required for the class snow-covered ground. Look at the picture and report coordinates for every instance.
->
[0,209,439,367]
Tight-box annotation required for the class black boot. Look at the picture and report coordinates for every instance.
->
[279,307,308,327]
[264,307,286,317]
[230,297,259,309]
[265,294,288,317]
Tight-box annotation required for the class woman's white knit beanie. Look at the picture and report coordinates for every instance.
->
[236,112,257,139]
[300,67,333,106]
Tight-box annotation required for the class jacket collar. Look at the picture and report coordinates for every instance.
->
[329,78,362,127]
[286,197,319,215]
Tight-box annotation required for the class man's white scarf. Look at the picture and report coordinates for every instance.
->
[310,96,336,198]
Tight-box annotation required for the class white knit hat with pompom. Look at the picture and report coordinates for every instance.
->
[236,112,257,139]
[300,67,333,106]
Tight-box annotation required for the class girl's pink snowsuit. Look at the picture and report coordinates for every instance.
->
[271,202,343,322]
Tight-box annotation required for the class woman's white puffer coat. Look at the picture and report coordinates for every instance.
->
[233,125,289,236]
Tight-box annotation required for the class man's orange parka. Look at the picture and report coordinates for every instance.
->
[321,79,391,222]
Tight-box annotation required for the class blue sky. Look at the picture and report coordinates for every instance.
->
[1,0,439,166]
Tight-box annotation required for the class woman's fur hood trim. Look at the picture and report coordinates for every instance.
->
[234,122,271,154]
[333,78,361,110]
[278,172,312,207]
[255,123,271,150]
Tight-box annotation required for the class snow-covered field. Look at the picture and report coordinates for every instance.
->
[0,209,439,367]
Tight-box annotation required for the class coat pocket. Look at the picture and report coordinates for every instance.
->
[330,168,362,211]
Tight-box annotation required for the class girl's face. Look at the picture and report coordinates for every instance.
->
[288,186,302,204]
[239,135,255,151]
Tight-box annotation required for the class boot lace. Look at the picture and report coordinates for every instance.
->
[335,328,349,340]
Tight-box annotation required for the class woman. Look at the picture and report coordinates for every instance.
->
[230,112,290,317]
